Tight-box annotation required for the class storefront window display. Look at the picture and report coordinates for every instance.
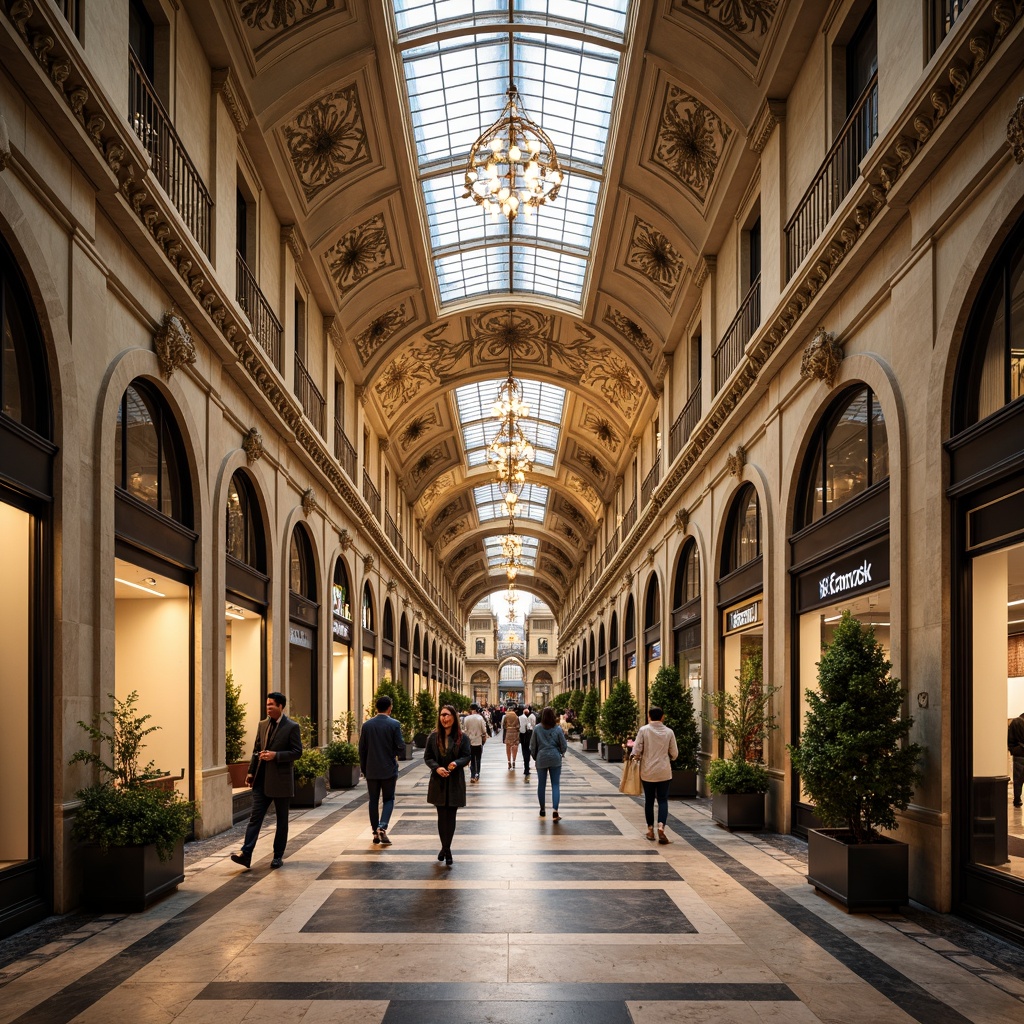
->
[331,558,353,735]
[673,540,701,703]
[361,582,377,711]
[288,526,318,727]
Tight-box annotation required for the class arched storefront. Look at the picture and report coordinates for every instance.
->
[623,595,637,699]
[947,209,1024,941]
[382,599,395,680]
[288,524,319,729]
[0,235,56,937]
[471,669,490,706]
[330,557,354,731]
[788,385,891,835]
[361,582,377,705]
[609,611,619,690]
[672,539,702,695]
[643,573,661,709]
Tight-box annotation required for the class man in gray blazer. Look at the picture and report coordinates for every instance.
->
[358,694,405,845]
[231,692,302,869]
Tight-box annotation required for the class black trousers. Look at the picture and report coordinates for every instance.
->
[521,732,533,774]
[436,805,458,852]
[241,780,290,858]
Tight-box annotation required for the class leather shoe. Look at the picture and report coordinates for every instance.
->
[230,853,251,869]
[270,857,283,869]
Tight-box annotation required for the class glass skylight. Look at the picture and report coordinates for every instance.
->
[391,2,630,307]
[455,377,566,469]
[485,534,539,568]
[474,482,549,522]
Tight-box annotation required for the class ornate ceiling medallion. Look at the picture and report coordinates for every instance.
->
[354,303,410,364]
[626,218,685,297]
[374,352,433,417]
[417,472,455,513]
[468,308,553,364]
[239,0,335,32]
[581,352,645,420]
[399,411,439,451]
[582,409,622,452]
[678,0,777,36]
[283,84,369,202]
[324,213,393,297]
[652,84,731,203]
[603,307,654,357]
[411,443,448,484]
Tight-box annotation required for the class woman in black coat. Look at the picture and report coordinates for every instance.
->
[424,704,472,866]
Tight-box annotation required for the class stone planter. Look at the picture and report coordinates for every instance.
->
[605,743,624,763]
[227,762,249,788]
[667,768,698,798]
[582,736,599,752]
[292,775,327,807]
[711,792,765,831]
[328,764,361,789]
[414,733,428,749]
[807,829,909,911]
[79,839,185,912]
[398,741,415,761]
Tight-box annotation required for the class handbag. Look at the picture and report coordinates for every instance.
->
[619,755,642,796]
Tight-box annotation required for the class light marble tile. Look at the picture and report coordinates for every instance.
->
[299,1001,388,1024]
[68,982,206,1023]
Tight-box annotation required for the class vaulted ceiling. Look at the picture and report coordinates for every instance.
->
[204,0,818,615]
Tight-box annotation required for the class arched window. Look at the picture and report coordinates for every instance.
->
[598,623,606,658]
[644,575,660,629]
[799,385,888,527]
[332,558,351,619]
[610,611,619,650]
[383,599,394,642]
[289,526,315,598]
[226,471,265,571]
[955,215,1024,428]
[476,637,486,654]
[624,595,636,641]
[362,582,375,631]
[723,484,761,573]
[673,541,700,606]
[115,380,190,524]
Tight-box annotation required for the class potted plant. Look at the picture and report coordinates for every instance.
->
[569,687,586,737]
[224,670,249,788]
[788,612,923,910]
[69,691,196,911]
[324,740,361,789]
[414,689,437,748]
[332,710,358,743]
[438,689,471,713]
[580,685,600,751]
[291,716,329,807]
[373,679,416,759]
[649,665,701,797]
[703,648,778,830]
[599,680,638,763]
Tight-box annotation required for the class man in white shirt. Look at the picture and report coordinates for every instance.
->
[519,705,537,780]
[463,703,489,783]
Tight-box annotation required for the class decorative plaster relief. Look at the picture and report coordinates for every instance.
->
[355,303,412,364]
[301,487,317,516]
[603,307,654,358]
[1009,95,1024,163]
[242,427,264,464]
[417,472,455,514]
[411,442,449,484]
[581,352,645,421]
[726,446,746,477]
[652,85,731,203]
[677,0,778,38]
[625,217,685,297]
[374,352,433,417]
[582,409,622,452]
[799,327,844,387]
[324,213,393,296]
[154,310,196,379]
[238,0,335,31]
[398,410,440,451]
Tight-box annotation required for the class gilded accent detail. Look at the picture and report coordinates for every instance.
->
[581,353,645,421]
[399,411,439,450]
[411,443,447,484]
[652,85,731,202]
[283,85,369,202]
[626,218,685,297]
[153,310,197,379]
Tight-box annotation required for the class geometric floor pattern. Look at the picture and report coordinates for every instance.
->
[2,740,1024,1023]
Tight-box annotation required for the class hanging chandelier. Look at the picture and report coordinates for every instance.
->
[487,319,535,515]
[500,518,523,581]
[462,83,563,222]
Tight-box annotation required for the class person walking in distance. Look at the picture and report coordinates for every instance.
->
[531,705,567,819]
[632,705,679,844]
[463,703,488,783]
[1009,709,1024,808]
[503,705,521,770]
[231,692,302,870]
[359,694,405,846]
[425,705,471,866]
[519,704,536,780]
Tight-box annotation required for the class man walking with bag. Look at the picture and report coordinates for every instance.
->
[519,704,536,780]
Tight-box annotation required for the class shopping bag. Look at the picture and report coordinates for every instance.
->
[619,756,642,796]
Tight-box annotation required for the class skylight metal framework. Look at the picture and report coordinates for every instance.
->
[474,482,548,522]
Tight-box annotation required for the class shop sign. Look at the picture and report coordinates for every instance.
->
[332,617,351,643]
[796,539,889,612]
[725,601,760,633]
[628,653,637,669]
[818,559,873,600]
[648,641,661,661]
[289,626,313,648]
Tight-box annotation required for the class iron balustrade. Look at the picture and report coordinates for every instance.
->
[641,451,662,508]
[386,513,403,556]
[785,73,878,278]
[362,470,380,520]
[55,0,81,34]
[670,381,702,461]
[128,50,212,256]
[405,546,416,570]
[713,275,761,393]
[932,0,973,51]
[294,353,325,436]
[236,254,283,370]
[605,528,619,563]
[334,422,357,479]
[622,497,637,536]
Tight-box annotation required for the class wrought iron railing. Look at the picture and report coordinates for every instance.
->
[362,471,380,520]
[785,73,878,277]
[55,0,81,34]
[334,421,357,479]
[932,0,973,51]
[622,497,637,536]
[128,50,212,256]
[641,450,661,508]
[605,528,619,563]
[386,513,402,555]
[236,254,282,370]
[405,546,417,571]
[713,275,760,393]
[294,353,325,436]
[670,381,701,461]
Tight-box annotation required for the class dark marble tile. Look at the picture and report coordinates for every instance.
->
[317,860,681,882]
[381,1000,631,1024]
[390,818,622,836]
[301,888,694,934]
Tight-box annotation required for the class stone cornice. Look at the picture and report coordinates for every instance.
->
[212,66,252,135]
[748,98,786,154]
[693,254,716,289]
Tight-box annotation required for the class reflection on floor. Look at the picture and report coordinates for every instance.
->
[994,799,1024,879]
[2,741,1024,1023]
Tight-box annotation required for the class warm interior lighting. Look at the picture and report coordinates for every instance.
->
[115,576,166,597]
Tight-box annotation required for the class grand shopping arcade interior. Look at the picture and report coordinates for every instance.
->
[2,0,1024,1016]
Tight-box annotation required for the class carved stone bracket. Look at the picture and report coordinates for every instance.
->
[363,553,374,572]
[281,224,304,262]
[212,67,252,134]
[629,435,641,454]
[675,508,689,531]
[356,385,368,407]
[693,254,716,289]
[339,528,352,551]
[153,309,196,379]
[1009,95,1024,164]
[379,437,390,453]
[726,446,746,477]
[799,327,844,387]
[647,547,657,564]
[0,108,10,170]
[242,427,264,465]
[749,98,786,154]
[301,487,317,517]
[386,578,398,594]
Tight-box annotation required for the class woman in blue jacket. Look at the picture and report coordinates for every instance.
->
[530,706,568,820]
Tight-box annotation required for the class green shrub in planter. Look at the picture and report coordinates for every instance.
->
[648,665,700,772]
[599,680,639,745]
[569,688,586,719]
[294,746,331,788]
[580,685,600,738]
[324,741,359,766]
[332,711,357,743]
[704,758,770,795]
[370,679,416,743]
[224,670,247,766]
[415,689,438,734]
[438,689,471,713]
[551,691,572,714]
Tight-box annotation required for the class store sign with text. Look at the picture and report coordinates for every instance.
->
[796,539,890,612]
[332,617,351,644]
[724,600,760,634]
[289,626,313,649]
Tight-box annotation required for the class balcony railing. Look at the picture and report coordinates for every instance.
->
[932,0,973,51]
[785,73,878,277]
[236,254,282,370]
[622,497,637,536]
[334,421,357,479]
[670,381,702,461]
[294,353,325,436]
[362,471,380,520]
[605,528,619,563]
[713,275,760,393]
[386,513,403,556]
[55,0,81,34]
[641,451,661,508]
[405,546,417,571]
[128,50,212,256]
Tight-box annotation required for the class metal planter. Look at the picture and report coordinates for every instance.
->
[807,828,909,911]
[711,792,765,831]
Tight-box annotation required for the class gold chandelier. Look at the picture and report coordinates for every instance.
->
[463,83,563,222]
[499,519,523,582]
[487,323,535,516]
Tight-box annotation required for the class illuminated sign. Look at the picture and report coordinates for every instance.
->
[725,601,760,633]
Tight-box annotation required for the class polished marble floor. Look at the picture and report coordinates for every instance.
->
[3,742,1024,1023]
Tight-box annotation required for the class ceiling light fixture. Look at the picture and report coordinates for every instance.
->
[115,576,165,597]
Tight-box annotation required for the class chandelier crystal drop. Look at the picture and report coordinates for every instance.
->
[462,85,563,222]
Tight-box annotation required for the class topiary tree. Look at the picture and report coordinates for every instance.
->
[569,688,586,718]
[438,688,471,713]
[788,611,923,844]
[599,679,639,746]
[224,670,247,765]
[551,690,573,714]
[580,685,600,738]
[648,664,700,772]
[415,689,438,734]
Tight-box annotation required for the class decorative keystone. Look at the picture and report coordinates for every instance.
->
[301,488,317,517]
[154,309,196,380]
[242,427,264,465]
[799,327,844,387]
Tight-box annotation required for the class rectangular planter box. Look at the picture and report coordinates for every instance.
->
[80,839,184,912]
[668,769,698,798]
[807,829,909,911]
[227,762,249,788]
[292,775,327,807]
[605,743,624,763]
[711,792,765,831]
[328,764,361,789]
[582,736,599,752]
[397,742,415,761]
